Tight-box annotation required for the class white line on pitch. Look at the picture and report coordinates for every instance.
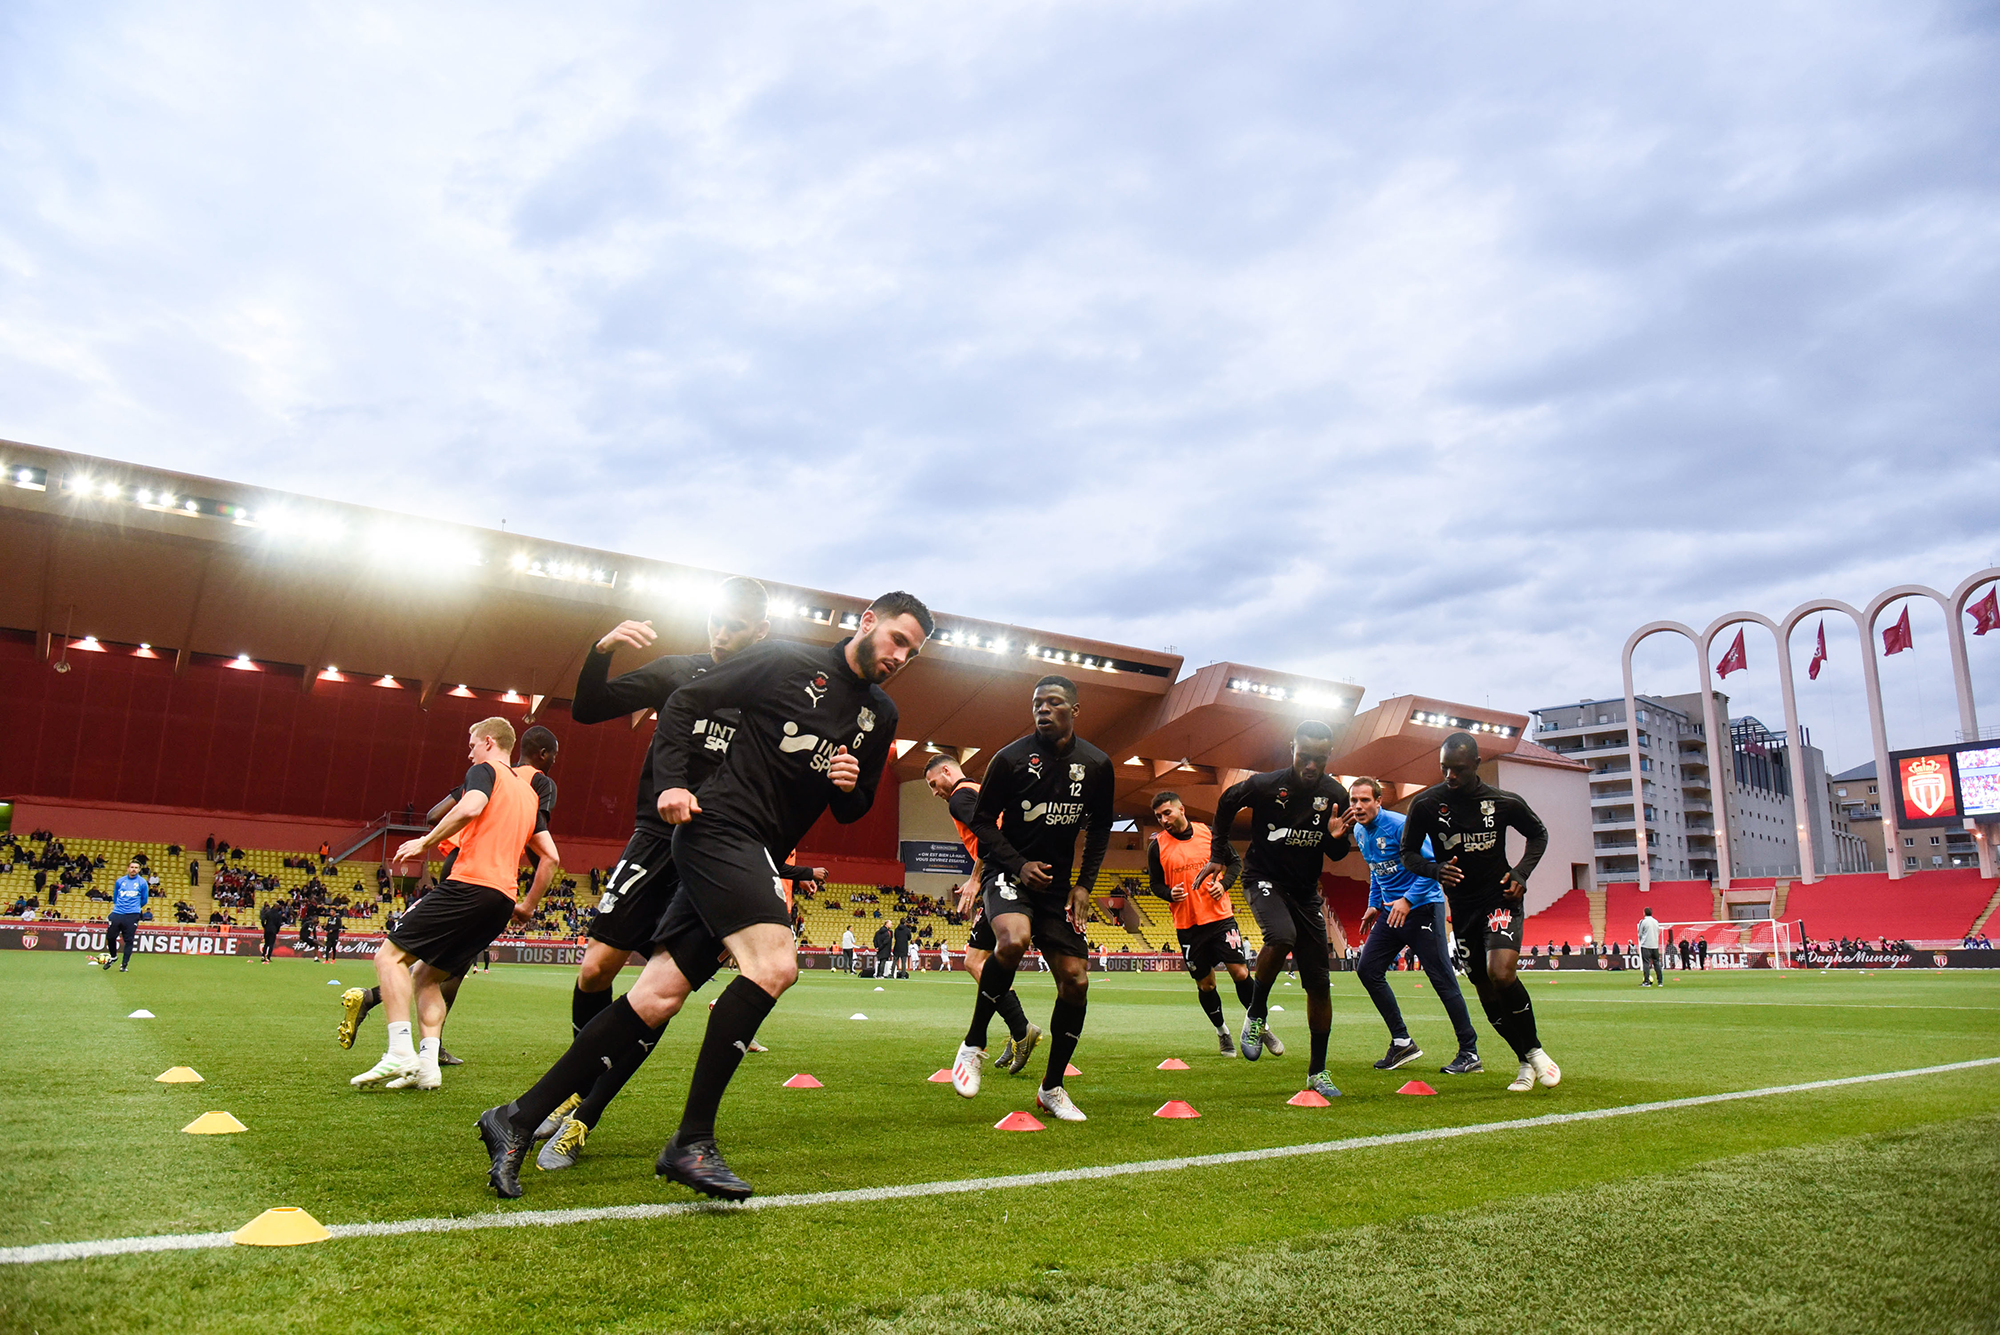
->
[5,1055,1996,1267]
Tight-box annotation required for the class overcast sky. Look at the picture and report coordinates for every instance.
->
[4,1,1996,772]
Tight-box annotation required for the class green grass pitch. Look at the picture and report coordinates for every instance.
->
[3,952,1997,1333]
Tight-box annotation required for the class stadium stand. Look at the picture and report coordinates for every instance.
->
[1784,869,1996,946]
[1524,887,1596,950]
[1604,881,1718,943]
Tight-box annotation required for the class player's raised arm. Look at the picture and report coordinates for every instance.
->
[572,622,678,724]
[1202,774,1253,885]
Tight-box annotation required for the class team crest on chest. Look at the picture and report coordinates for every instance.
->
[1069,762,1086,781]
[856,707,876,733]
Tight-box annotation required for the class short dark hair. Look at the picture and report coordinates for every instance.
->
[1034,675,1078,702]
[869,590,935,636]
[520,725,559,759]
[715,576,769,621]
[1349,776,1385,799]
[1151,790,1181,809]
[1294,719,1334,745]
[923,752,959,775]
[1442,731,1481,764]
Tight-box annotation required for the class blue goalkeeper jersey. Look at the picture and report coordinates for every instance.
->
[111,875,150,915]
[1356,811,1444,910]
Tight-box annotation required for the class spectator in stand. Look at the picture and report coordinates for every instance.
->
[189,859,200,887]
[205,834,216,859]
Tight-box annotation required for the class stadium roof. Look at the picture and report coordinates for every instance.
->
[0,438,1540,816]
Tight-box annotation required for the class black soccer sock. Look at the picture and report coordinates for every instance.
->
[508,995,652,1137]
[1197,988,1226,1029]
[1234,974,1256,1011]
[1249,970,1277,1022]
[676,975,778,1145]
[967,956,1021,1048]
[1310,1027,1330,1075]
[1041,998,1087,1091]
[1500,979,1541,1056]
[996,989,1030,1043]
[359,986,381,1019]
[574,1019,667,1128]
[572,983,614,1037]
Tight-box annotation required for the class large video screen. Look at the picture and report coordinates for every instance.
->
[1890,741,2000,827]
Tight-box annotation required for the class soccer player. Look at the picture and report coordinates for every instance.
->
[259,897,283,962]
[532,579,773,1167]
[1638,907,1664,987]
[948,676,1113,1123]
[1146,791,1256,1056]
[322,908,342,962]
[478,591,930,1200]
[101,860,148,972]
[339,727,561,1065]
[923,752,1037,1073]
[351,718,560,1091]
[1399,732,1561,1093]
[1202,721,1353,1099]
[1348,778,1480,1074]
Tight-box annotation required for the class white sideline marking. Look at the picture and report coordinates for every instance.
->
[6,1056,1996,1267]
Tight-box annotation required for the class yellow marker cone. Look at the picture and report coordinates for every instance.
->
[155,1066,203,1083]
[182,1111,248,1134]
[232,1206,330,1247]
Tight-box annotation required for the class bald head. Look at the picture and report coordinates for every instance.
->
[1440,732,1481,789]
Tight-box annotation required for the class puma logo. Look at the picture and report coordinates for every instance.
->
[638,1039,656,1053]
[733,1040,749,1055]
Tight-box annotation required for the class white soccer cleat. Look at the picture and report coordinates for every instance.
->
[1528,1047,1561,1088]
[385,1063,441,1091]
[1035,1084,1087,1122]
[1262,1027,1285,1057]
[351,1052,418,1088]
[951,1043,984,1099]
[1507,1061,1536,1093]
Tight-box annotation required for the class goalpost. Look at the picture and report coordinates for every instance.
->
[1656,919,1797,970]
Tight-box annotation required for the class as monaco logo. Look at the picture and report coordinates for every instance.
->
[20,933,37,949]
[1904,756,1951,817]
[1934,953,1949,968]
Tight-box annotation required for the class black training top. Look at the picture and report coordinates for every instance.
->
[656,638,899,856]
[968,732,1115,893]
[1211,767,1352,892]
[1398,778,1548,902]
[573,647,737,839]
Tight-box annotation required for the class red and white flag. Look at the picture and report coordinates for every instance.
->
[1971,587,2000,637]
[1882,605,1913,655]
[1715,628,1748,678]
[1807,619,1828,680]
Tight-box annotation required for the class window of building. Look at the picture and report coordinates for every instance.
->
[1836,787,1847,797]
[1932,856,1945,867]
[1930,835,1941,845]
[1903,837,1915,848]
[1637,709,1649,722]
[1905,855,1919,868]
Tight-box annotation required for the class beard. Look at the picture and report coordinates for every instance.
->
[854,632,889,681]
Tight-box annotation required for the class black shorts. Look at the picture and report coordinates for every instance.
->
[966,909,996,953]
[590,829,682,955]
[1453,893,1526,956]
[652,822,793,990]
[980,871,1089,959]
[388,879,515,978]
[1242,878,1330,985]
[1178,918,1245,978]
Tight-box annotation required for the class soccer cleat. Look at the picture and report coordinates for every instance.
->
[476,1105,528,1198]
[350,1052,418,1088]
[1374,1039,1423,1071]
[994,1036,1016,1069]
[537,1116,589,1171]
[1507,1061,1536,1093]
[385,1064,441,1091]
[1262,1028,1285,1057]
[336,987,367,1049]
[746,1040,768,1053]
[1528,1047,1562,1088]
[534,1093,583,1141]
[1239,1016,1266,1062]
[1217,1027,1236,1057]
[1007,1023,1043,1076]
[951,1043,985,1098]
[1035,1084,1087,1122]
[438,1048,464,1067]
[657,1137,752,1200]
[1439,1050,1482,1076]
[1305,1070,1342,1099]
[100,955,112,971]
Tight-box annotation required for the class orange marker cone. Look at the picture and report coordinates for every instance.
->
[928,1069,954,1083]
[781,1073,822,1088]
[1287,1089,1331,1107]
[1153,1100,1201,1119]
[231,1206,330,1247]
[1157,1058,1191,1070]
[994,1111,1045,1131]
[1064,1063,1082,1077]
[182,1111,248,1134]
[1397,1080,1438,1096]
[154,1067,203,1083]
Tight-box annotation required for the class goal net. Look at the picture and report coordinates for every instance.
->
[1655,919,1797,970]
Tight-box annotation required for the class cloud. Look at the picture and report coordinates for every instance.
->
[1,0,1996,771]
